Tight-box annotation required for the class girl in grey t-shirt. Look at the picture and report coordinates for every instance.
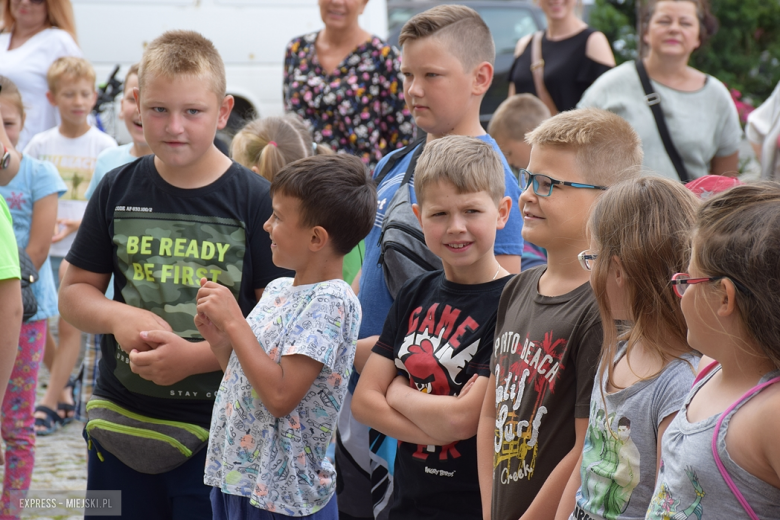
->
[647,183,780,519]
[557,177,701,520]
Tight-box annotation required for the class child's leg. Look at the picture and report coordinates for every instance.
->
[210,488,338,520]
[1,320,46,518]
[34,260,82,429]
[42,328,55,373]
[85,434,211,520]
[76,334,101,422]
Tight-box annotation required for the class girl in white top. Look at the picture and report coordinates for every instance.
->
[555,176,701,520]
[578,0,741,181]
[646,183,780,519]
[0,0,81,150]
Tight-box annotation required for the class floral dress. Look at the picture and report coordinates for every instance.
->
[283,32,415,171]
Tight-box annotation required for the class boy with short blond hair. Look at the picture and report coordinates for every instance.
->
[335,6,525,519]
[353,135,512,520]
[24,55,117,434]
[477,108,642,520]
[58,31,289,519]
[488,93,550,174]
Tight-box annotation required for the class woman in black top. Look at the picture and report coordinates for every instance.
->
[508,0,615,113]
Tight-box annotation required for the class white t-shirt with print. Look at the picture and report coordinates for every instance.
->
[24,125,117,257]
[205,277,361,516]
[0,28,82,150]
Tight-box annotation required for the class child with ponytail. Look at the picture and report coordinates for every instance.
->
[646,182,780,519]
[231,116,365,285]
[555,176,701,520]
[231,115,331,182]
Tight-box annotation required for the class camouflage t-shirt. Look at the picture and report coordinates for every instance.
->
[67,155,291,426]
[204,277,360,515]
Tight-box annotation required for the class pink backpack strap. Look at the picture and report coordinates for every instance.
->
[692,360,719,387]
[711,374,780,520]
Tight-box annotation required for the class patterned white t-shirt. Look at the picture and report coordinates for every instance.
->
[204,277,361,515]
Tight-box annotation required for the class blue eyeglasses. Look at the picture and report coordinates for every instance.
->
[520,169,609,197]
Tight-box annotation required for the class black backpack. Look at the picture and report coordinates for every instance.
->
[374,138,443,299]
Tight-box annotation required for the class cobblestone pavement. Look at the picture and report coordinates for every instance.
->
[1,326,87,519]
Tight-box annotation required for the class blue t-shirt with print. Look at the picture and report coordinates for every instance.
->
[0,156,67,320]
[358,134,524,339]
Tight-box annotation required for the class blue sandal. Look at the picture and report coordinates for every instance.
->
[34,405,62,436]
[57,376,81,425]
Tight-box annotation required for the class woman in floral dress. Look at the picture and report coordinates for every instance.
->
[283,0,414,171]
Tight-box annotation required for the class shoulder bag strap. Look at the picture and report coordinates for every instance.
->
[635,60,691,183]
[531,31,558,116]
[711,374,780,520]
[373,136,426,187]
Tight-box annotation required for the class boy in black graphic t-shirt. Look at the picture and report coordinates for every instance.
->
[476,109,643,520]
[58,32,289,519]
[352,135,513,520]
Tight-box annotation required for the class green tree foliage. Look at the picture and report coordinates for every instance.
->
[590,0,780,103]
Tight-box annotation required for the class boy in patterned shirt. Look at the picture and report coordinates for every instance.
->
[195,154,376,519]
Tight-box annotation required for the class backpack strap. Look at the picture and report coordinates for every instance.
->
[634,60,691,183]
[711,374,780,519]
[373,136,426,187]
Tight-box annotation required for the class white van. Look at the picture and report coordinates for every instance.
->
[72,0,389,137]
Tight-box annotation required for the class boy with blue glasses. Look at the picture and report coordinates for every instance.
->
[477,108,643,520]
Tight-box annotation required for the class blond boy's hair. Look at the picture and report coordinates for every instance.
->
[399,5,495,70]
[126,63,140,81]
[526,108,643,186]
[138,31,226,98]
[47,57,96,94]
[488,94,551,142]
[415,135,504,205]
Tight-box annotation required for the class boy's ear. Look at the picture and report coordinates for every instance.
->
[309,225,330,253]
[472,61,494,96]
[217,95,235,130]
[412,203,423,226]
[133,87,141,113]
[89,90,98,112]
[45,91,56,107]
[495,196,512,230]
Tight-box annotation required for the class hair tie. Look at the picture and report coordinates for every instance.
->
[268,141,277,147]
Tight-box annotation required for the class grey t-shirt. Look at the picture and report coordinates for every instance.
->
[570,347,699,520]
[578,61,742,181]
[646,366,780,519]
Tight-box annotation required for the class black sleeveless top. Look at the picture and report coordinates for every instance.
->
[508,27,612,112]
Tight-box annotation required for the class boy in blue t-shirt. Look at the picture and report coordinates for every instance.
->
[196,154,376,518]
[335,6,524,519]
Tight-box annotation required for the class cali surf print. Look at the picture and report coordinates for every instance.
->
[397,302,481,462]
[493,330,566,483]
